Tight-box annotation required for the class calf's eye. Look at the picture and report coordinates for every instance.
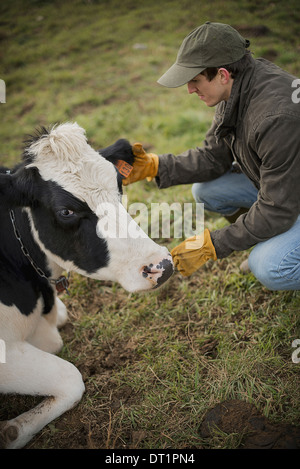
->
[58,209,75,218]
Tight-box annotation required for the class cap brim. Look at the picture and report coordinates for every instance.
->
[157,63,205,88]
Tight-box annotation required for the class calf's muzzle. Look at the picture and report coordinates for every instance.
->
[142,255,174,289]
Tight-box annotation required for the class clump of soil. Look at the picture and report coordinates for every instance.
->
[199,400,300,449]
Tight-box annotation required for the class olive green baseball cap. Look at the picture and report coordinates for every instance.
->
[158,22,250,88]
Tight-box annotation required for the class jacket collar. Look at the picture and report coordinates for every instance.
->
[214,56,256,141]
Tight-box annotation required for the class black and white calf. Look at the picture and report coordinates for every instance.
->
[0,122,173,449]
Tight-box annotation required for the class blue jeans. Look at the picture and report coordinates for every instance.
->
[192,170,300,291]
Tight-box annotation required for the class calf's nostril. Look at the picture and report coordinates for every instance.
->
[142,265,153,277]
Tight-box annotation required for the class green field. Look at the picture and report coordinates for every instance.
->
[0,0,299,449]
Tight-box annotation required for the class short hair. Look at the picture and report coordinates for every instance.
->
[201,50,253,81]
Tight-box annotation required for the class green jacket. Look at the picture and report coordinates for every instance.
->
[156,56,300,258]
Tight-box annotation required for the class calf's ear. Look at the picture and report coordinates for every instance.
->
[0,167,39,208]
[99,139,134,166]
[99,139,134,185]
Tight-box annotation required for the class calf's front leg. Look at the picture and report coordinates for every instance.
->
[0,341,85,449]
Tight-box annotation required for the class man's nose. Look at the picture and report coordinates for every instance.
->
[187,82,196,94]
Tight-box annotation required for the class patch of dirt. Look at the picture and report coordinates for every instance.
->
[199,400,300,449]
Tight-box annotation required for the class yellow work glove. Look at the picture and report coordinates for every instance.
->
[122,143,159,186]
[171,229,217,277]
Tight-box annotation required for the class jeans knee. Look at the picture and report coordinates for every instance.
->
[249,251,278,290]
[192,182,221,212]
[249,245,300,291]
[192,182,206,203]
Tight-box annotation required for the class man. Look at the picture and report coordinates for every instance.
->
[124,22,300,291]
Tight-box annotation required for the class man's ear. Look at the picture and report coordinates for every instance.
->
[218,67,232,84]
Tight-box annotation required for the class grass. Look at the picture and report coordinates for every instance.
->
[57,268,299,449]
[0,0,299,449]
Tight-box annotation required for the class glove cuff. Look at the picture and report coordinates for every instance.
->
[205,229,217,261]
[146,153,159,181]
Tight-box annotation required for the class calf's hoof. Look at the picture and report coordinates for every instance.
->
[0,421,19,449]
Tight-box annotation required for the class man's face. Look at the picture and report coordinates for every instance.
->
[187,69,233,107]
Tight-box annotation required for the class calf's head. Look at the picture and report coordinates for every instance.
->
[2,123,173,292]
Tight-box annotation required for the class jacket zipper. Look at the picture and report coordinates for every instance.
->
[225,133,257,182]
